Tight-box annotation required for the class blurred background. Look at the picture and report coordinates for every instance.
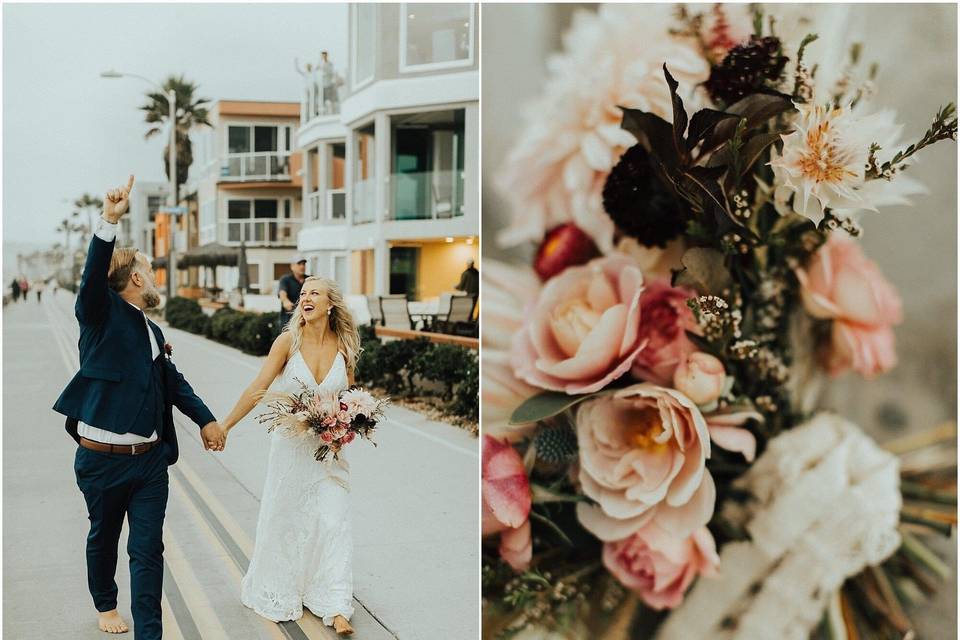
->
[483,3,957,637]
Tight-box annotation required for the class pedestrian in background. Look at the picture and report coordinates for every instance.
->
[455,259,479,297]
[278,256,308,330]
[35,279,46,303]
[19,277,29,303]
[11,278,21,302]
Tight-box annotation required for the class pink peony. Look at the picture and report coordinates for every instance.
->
[796,235,902,378]
[481,435,533,571]
[512,255,646,395]
[576,384,715,542]
[631,280,699,386]
[603,522,719,610]
[673,352,726,406]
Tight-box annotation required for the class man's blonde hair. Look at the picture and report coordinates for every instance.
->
[107,248,143,292]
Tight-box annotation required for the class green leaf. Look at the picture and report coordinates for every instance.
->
[509,390,605,425]
[702,93,795,154]
[529,511,574,546]
[662,64,688,154]
[678,247,732,295]
[620,108,680,169]
[687,108,741,152]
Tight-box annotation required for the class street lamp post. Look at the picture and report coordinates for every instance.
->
[100,70,179,303]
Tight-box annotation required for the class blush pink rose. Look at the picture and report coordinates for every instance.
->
[342,431,356,445]
[603,522,719,610]
[575,384,715,542]
[512,254,646,394]
[481,435,533,571]
[631,280,699,386]
[673,352,726,406]
[796,235,902,378]
[320,430,334,443]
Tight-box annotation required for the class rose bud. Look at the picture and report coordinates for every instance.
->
[534,223,601,281]
[673,352,726,405]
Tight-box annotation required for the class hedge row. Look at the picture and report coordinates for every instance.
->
[355,325,479,422]
[165,297,279,356]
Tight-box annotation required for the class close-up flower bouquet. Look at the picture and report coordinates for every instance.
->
[258,381,389,462]
[482,4,957,639]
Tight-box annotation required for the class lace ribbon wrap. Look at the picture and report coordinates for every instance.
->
[656,413,901,640]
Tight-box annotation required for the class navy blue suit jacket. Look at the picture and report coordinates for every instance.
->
[53,234,215,465]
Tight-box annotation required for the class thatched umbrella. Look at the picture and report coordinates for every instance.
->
[173,243,240,298]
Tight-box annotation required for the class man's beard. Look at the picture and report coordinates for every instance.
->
[142,283,161,309]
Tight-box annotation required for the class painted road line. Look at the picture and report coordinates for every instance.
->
[162,561,203,640]
[168,474,289,640]
[163,526,233,639]
[161,591,186,640]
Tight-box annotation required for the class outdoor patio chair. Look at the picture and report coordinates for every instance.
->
[366,295,383,326]
[436,295,477,336]
[379,296,417,330]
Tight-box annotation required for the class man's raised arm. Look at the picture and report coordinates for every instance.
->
[75,175,134,325]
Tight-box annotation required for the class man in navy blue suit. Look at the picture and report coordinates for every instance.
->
[53,175,225,638]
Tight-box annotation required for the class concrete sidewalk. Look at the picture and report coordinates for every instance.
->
[3,291,479,639]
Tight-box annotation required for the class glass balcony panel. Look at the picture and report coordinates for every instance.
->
[388,170,463,220]
[352,179,375,224]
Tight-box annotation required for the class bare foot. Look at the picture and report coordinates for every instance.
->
[333,615,354,636]
[97,609,129,634]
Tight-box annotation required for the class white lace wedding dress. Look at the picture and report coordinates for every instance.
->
[241,350,354,625]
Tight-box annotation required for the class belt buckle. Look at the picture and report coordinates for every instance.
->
[131,443,144,455]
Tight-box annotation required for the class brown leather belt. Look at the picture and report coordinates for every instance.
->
[79,437,160,456]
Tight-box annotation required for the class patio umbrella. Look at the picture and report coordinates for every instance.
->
[175,243,240,268]
[237,237,249,308]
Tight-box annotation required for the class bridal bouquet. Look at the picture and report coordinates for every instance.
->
[258,382,388,462]
[483,4,956,639]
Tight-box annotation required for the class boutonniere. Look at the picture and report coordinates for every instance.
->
[164,342,174,361]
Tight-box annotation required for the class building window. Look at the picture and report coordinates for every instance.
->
[400,3,473,72]
[352,3,376,88]
[247,263,261,294]
[389,246,419,298]
[224,125,291,180]
[147,195,164,222]
[273,262,290,281]
[390,109,466,220]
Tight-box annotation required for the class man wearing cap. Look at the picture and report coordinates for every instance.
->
[278,255,308,329]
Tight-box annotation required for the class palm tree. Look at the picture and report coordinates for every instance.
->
[140,75,212,204]
[73,193,103,243]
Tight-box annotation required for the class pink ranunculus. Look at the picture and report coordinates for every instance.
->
[796,235,902,378]
[320,431,334,443]
[603,522,719,610]
[631,280,699,386]
[512,254,646,395]
[673,352,726,406]
[575,384,715,542]
[342,431,356,445]
[481,435,533,571]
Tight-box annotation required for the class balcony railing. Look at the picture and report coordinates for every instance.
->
[353,179,376,224]
[220,152,291,182]
[389,170,465,221]
[308,189,347,224]
[223,219,301,246]
[302,81,341,123]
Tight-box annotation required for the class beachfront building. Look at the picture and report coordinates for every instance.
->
[186,100,304,302]
[296,3,479,312]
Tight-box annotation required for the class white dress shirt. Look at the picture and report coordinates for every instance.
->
[77,217,159,445]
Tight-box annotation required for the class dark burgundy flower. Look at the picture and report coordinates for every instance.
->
[704,36,789,105]
[602,145,687,248]
[164,342,174,357]
[533,224,601,281]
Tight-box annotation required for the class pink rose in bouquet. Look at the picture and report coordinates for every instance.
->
[673,352,726,406]
[603,522,719,610]
[631,279,699,386]
[481,435,533,571]
[576,384,715,542]
[795,235,902,378]
[512,254,646,395]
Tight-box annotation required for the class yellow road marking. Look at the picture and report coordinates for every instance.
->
[163,526,232,639]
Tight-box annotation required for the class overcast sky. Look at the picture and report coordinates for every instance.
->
[2,2,348,250]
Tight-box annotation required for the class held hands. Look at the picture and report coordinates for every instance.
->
[103,175,135,223]
[200,421,226,452]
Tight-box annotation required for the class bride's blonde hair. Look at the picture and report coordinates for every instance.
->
[284,276,361,372]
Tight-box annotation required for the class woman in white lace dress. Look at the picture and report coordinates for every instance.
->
[221,276,361,636]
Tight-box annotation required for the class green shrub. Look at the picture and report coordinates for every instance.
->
[209,307,247,345]
[165,297,209,334]
[451,354,479,422]
[237,312,279,356]
[413,343,472,400]
[355,337,383,388]
[377,338,433,395]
